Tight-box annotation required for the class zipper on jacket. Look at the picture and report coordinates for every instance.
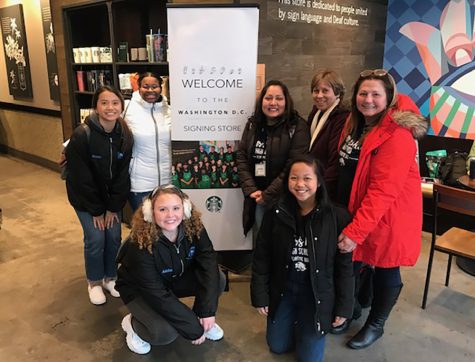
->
[109,137,113,179]
[173,243,184,276]
[308,215,322,332]
[151,107,161,185]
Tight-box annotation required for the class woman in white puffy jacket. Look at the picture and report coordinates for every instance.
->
[123,72,172,211]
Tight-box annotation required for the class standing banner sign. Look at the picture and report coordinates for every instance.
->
[167,5,259,251]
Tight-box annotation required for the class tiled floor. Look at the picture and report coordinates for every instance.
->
[0,154,474,361]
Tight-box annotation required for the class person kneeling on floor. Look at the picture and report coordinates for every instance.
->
[116,184,225,354]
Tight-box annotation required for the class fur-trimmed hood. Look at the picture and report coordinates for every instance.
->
[390,94,429,140]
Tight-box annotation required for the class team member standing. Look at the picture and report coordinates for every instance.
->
[308,69,349,200]
[116,185,225,355]
[337,69,428,349]
[124,72,172,211]
[66,86,133,305]
[237,80,310,236]
[251,156,353,362]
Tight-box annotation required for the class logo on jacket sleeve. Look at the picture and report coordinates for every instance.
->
[187,246,196,259]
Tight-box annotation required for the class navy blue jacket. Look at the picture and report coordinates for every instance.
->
[66,114,132,216]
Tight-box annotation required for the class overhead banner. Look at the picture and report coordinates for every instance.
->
[167,5,259,250]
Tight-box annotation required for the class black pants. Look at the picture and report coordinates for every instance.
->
[127,269,226,345]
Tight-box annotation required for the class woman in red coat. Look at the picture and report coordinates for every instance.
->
[337,69,428,349]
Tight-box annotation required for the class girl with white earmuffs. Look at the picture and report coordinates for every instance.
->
[116,184,226,355]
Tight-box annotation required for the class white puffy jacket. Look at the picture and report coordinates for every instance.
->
[124,91,172,192]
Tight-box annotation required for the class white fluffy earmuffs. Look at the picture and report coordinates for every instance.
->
[183,197,192,219]
[141,195,193,223]
[142,198,154,223]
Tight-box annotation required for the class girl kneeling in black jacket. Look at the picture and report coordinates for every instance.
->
[116,184,225,355]
[251,155,354,362]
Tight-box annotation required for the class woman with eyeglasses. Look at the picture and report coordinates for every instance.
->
[308,69,349,201]
[336,69,428,349]
[116,185,226,355]
[123,72,172,211]
[237,80,310,236]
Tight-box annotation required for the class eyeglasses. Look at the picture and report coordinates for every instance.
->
[359,69,388,78]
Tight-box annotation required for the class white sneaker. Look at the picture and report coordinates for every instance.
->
[204,323,224,341]
[103,279,120,298]
[121,314,151,355]
[88,285,106,305]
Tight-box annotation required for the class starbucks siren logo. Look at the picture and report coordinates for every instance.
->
[206,196,223,213]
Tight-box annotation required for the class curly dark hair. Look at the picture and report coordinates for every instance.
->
[130,186,203,254]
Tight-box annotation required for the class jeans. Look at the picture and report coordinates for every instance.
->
[75,209,122,283]
[354,262,401,288]
[127,269,227,345]
[129,191,152,212]
[266,286,325,362]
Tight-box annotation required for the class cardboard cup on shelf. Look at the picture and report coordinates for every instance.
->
[138,47,147,61]
[91,47,100,63]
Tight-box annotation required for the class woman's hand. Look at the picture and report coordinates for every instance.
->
[338,232,357,253]
[104,211,119,229]
[199,316,215,332]
[257,306,268,316]
[250,190,265,205]
[191,334,206,345]
[93,214,105,230]
[332,315,347,327]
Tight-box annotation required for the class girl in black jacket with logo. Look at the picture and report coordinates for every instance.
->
[251,155,354,362]
[66,86,133,306]
[116,185,225,355]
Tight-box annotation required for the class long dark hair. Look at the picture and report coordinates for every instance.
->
[285,155,331,211]
[251,80,298,126]
[91,85,133,153]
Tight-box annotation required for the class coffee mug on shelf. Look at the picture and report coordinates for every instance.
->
[91,47,100,63]
[83,47,92,63]
[72,48,80,63]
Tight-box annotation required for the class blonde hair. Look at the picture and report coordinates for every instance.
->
[130,187,203,254]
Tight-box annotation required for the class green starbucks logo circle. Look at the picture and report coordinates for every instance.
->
[206,196,222,213]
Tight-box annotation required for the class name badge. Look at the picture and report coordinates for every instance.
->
[255,162,266,177]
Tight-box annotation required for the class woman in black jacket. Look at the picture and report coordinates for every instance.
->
[116,185,225,355]
[251,155,354,362]
[66,85,133,306]
[237,80,310,236]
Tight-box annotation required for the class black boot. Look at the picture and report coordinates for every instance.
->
[347,285,403,349]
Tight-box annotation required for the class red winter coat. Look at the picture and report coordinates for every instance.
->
[340,94,428,267]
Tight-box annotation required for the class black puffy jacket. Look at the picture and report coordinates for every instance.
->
[65,114,132,216]
[251,196,354,334]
